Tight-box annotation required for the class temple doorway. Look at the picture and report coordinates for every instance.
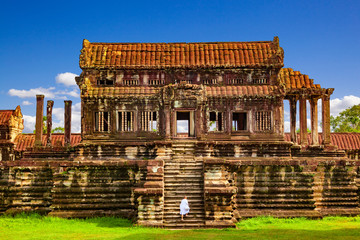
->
[175,111,195,138]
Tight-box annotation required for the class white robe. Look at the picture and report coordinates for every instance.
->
[180,198,190,215]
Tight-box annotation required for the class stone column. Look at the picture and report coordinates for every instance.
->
[64,100,72,146]
[322,95,331,145]
[289,97,298,144]
[299,95,308,146]
[46,100,54,147]
[310,97,319,146]
[35,95,44,147]
[164,105,171,139]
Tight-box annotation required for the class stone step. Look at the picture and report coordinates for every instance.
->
[165,186,204,190]
[164,214,204,219]
[165,198,203,203]
[164,167,203,171]
[164,167,204,171]
[164,165,203,169]
[165,193,203,197]
[165,160,202,164]
[163,223,206,229]
[165,181,204,185]
[164,203,204,208]
[164,218,205,223]
[163,209,204,214]
[164,174,204,179]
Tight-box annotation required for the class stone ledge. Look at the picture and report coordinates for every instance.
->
[205,187,237,195]
[134,188,163,195]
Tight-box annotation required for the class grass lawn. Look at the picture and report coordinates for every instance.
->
[1,214,360,240]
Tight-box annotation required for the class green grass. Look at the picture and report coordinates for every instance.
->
[1,214,360,239]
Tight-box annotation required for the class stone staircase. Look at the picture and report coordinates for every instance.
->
[163,141,205,228]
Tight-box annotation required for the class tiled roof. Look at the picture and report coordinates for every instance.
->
[205,85,280,97]
[279,68,321,90]
[0,110,14,125]
[84,86,159,97]
[14,134,82,151]
[83,85,280,98]
[284,133,360,150]
[80,37,284,69]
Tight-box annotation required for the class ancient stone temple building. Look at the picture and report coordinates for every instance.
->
[0,106,23,161]
[1,37,360,229]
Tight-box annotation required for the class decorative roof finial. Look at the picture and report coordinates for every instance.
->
[273,36,279,48]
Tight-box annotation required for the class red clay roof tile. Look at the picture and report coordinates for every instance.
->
[0,110,14,125]
[279,68,320,90]
[284,133,360,150]
[205,85,279,97]
[14,133,82,151]
[80,38,284,69]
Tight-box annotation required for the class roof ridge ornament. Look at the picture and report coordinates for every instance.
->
[80,39,92,68]
[271,36,284,65]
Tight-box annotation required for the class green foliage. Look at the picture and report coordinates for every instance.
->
[33,116,65,134]
[2,214,360,239]
[330,104,360,132]
[296,128,311,133]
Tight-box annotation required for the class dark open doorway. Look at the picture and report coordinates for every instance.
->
[176,111,195,137]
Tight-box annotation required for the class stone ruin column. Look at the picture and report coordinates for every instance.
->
[321,93,331,146]
[46,100,54,147]
[299,94,308,146]
[35,95,44,147]
[310,97,319,146]
[289,96,298,144]
[64,100,72,146]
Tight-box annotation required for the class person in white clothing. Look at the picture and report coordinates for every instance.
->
[180,196,190,221]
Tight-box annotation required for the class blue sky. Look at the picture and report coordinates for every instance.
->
[1,0,359,132]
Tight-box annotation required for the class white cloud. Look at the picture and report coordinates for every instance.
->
[330,95,360,117]
[56,72,78,86]
[23,115,36,133]
[177,120,188,133]
[56,89,79,98]
[8,87,79,99]
[284,121,290,132]
[9,87,56,98]
[22,100,33,106]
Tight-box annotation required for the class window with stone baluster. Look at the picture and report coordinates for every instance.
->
[255,111,272,131]
[118,111,134,131]
[140,111,157,132]
[94,112,110,132]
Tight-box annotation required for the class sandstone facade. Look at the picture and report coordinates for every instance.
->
[0,37,360,228]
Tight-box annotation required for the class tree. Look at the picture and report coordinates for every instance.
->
[33,116,65,134]
[330,104,360,132]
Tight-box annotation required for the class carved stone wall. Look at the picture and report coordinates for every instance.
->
[204,157,360,220]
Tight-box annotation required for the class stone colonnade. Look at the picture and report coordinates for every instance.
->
[287,88,334,146]
[34,94,72,148]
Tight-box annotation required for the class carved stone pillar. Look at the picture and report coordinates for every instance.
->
[299,95,307,146]
[322,95,331,145]
[64,100,72,146]
[164,105,171,139]
[310,97,319,146]
[35,95,44,147]
[289,96,298,144]
[46,100,54,147]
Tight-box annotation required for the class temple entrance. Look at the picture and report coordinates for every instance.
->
[175,111,195,138]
